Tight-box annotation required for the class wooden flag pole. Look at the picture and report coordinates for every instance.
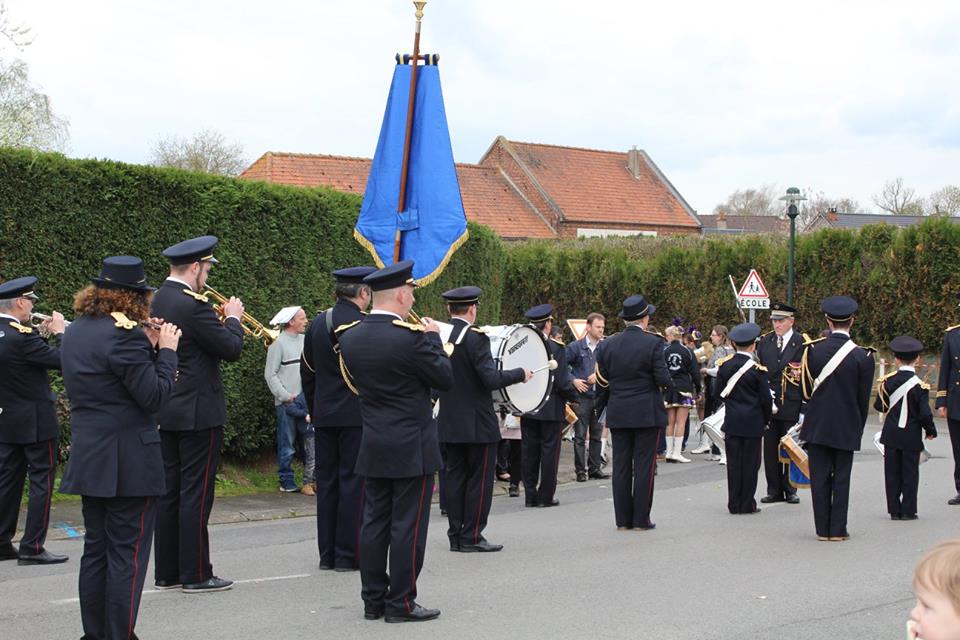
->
[394,0,427,263]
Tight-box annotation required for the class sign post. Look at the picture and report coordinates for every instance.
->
[736,269,769,324]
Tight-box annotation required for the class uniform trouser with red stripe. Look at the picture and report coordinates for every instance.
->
[154,427,222,585]
[314,426,363,569]
[725,435,762,514]
[520,418,563,505]
[610,428,659,528]
[359,475,433,616]
[443,442,497,546]
[79,495,157,640]
[0,439,56,554]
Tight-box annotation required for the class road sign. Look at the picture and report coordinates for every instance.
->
[566,319,588,341]
[738,298,770,309]
[737,269,769,298]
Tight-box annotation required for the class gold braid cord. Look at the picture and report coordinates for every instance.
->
[339,352,359,396]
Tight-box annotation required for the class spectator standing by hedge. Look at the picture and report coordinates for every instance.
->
[151,235,244,593]
[566,312,609,482]
[265,306,312,494]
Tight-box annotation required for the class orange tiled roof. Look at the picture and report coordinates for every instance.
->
[239,152,554,239]
[481,138,700,229]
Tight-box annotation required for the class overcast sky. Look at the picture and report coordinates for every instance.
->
[6,0,960,215]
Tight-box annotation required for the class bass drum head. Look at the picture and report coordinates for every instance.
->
[484,324,552,415]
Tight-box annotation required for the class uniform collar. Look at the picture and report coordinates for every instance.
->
[830,329,850,337]
[0,313,19,323]
[898,365,916,372]
[450,316,472,327]
[369,309,402,321]
[166,276,194,290]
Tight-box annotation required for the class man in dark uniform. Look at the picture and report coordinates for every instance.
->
[0,276,68,565]
[799,296,875,541]
[935,312,960,505]
[756,302,804,505]
[436,286,530,553]
[60,256,181,640]
[151,236,245,592]
[338,260,453,623]
[594,295,673,530]
[717,322,773,515]
[300,265,374,571]
[519,304,577,508]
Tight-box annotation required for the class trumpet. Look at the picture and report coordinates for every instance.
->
[30,312,71,329]
[202,285,279,346]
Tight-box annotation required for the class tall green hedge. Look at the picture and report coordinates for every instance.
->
[502,218,960,350]
[0,148,505,458]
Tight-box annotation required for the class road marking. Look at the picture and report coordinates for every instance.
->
[50,573,311,605]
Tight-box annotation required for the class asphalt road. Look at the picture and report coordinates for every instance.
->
[1,422,957,640]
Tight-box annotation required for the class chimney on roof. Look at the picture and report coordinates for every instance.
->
[827,207,838,223]
[627,146,642,179]
[717,210,727,230]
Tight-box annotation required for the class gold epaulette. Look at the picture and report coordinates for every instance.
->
[550,336,564,346]
[643,328,666,340]
[947,324,960,333]
[9,321,32,334]
[182,288,209,303]
[861,346,877,355]
[469,326,486,334]
[110,312,136,330]
[756,364,768,372]
[803,335,826,346]
[716,354,734,366]
[920,381,932,391]
[335,320,360,334]
[760,330,774,339]
[392,319,425,332]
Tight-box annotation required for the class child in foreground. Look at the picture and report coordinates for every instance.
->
[908,538,960,640]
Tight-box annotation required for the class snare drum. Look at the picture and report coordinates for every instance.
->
[483,324,553,415]
[779,428,810,479]
[699,407,726,453]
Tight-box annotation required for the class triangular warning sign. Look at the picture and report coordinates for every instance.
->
[566,319,588,341]
[737,269,769,298]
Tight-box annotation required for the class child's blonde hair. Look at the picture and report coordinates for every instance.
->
[913,538,960,614]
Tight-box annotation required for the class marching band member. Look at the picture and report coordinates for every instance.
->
[59,256,181,640]
[663,325,701,463]
[519,304,577,508]
[337,260,453,623]
[874,336,936,521]
[799,296,875,541]
[756,302,804,505]
[595,295,673,530]
[301,266,375,572]
[437,286,530,553]
[151,236,245,593]
[716,322,772,515]
[0,276,67,565]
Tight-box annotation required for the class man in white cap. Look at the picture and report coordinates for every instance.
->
[264,306,311,493]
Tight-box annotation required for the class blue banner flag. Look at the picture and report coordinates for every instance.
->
[354,60,468,285]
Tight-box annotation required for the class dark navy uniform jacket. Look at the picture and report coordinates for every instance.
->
[300,299,364,428]
[150,279,243,431]
[523,335,577,423]
[594,326,673,429]
[716,352,773,438]
[338,313,453,478]
[437,318,525,444]
[798,332,875,451]
[936,325,960,419]
[874,369,936,452]
[0,316,61,443]
[756,330,804,424]
[59,315,178,497]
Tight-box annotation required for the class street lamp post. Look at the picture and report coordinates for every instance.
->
[779,187,807,306]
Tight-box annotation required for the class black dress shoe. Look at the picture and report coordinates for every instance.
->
[539,498,560,507]
[364,606,384,621]
[901,514,918,521]
[181,576,233,593]
[508,485,519,497]
[637,523,656,531]
[948,494,960,506]
[459,539,503,553]
[760,495,784,504]
[785,494,800,504]
[319,562,334,570]
[334,566,358,572]
[385,603,440,623]
[449,540,460,552]
[17,549,68,565]
[576,472,587,482]
[524,500,538,508]
[588,471,610,480]
[440,509,448,516]
[890,514,902,520]
[0,544,18,561]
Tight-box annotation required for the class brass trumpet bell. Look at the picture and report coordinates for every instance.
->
[202,285,279,346]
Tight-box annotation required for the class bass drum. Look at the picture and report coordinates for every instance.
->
[483,324,552,415]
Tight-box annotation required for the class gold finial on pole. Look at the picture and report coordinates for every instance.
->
[414,1,427,23]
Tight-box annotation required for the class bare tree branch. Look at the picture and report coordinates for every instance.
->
[712,184,780,216]
[872,177,924,215]
[926,185,960,216]
[150,129,247,176]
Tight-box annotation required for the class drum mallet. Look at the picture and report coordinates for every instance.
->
[530,360,558,374]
